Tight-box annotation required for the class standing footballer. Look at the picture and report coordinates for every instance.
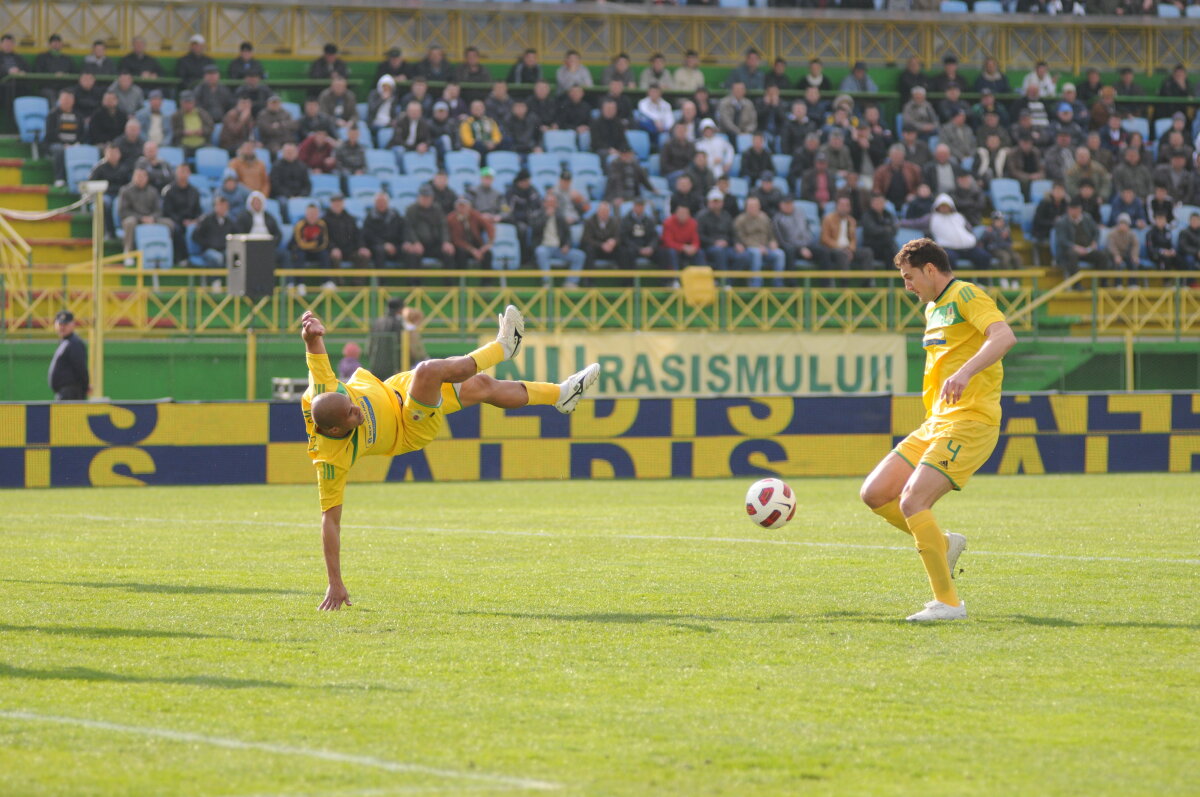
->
[860,239,1017,622]
[300,305,599,611]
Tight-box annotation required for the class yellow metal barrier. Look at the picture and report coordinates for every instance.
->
[1,265,1064,336]
[3,1,1198,74]
[0,214,33,286]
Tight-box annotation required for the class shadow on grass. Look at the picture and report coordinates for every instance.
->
[1004,615,1200,630]
[0,662,294,689]
[805,611,1200,630]
[2,578,305,596]
[467,610,1200,631]
[0,623,259,642]
[461,610,806,633]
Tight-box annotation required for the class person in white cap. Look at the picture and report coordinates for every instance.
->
[695,119,734,178]
[177,33,215,90]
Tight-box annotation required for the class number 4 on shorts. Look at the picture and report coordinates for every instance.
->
[946,439,961,462]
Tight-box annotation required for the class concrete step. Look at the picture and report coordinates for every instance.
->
[0,185,50,211]
[0,158,22,185]
[27,237,100,265]
[6,215,73,238]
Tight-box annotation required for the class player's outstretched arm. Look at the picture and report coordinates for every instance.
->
[301,310,327,356]
[941,321,1018,405]
[318,504,352,611]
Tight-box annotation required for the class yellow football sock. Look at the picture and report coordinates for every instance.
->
[468,341,505,372]
[906,510,959,607]
[872,498,912,535]
[522,381,560,406]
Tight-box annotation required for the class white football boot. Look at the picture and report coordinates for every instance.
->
[905,600,967,622]
[945,532,967,578]
[555,363,600,414]
[496,304,525,360]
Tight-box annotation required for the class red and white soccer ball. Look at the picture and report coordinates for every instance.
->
[745,477,797,530]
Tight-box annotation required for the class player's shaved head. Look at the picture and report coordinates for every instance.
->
[311,392,359,434]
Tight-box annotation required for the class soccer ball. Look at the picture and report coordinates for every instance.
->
[745,478,797,530]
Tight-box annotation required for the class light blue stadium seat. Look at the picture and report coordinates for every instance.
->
[989,177,1024,216]
[194,147,229,181]
[973,0,1003,11]
[543,129,578,156]
[573,173,602,200]
[491,223,521,270]
[343,198,369,222]
[448,173,473,195]
[1153,118,1175,141]
[940,0,969,11]
[895,228,925,247]
[795,200,821,232]
[529,152,562,184]
[771,154,792,177]
[310,173,341,203]
[336,121,372,142]
[135,223,173,270]
[728,177,750,199]
[15,96,49,144]
[348,174,384,201]
[376,127,394,149]
[365,148,401,188]
[1029,178,1053,206]
[1188,4,1200,16]
[287,196,316,224]
[446,149,482,178]
[189,173,214,195]
[390,175,424,197]
[281,101,301,119]
[735,133,754,153]
[158,146,184,171]
[1121,117,1150,141]
[64,145,100,191]
[487,150,520,172]
[626,129,651,161]
[402,151,437,179]
[1157,3,1181,15]
[568,151,602,179]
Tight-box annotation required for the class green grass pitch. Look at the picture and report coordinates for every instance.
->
[1,474,1198,796]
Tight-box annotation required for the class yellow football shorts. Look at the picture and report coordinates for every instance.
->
[384,370,464,453]
[892,418,1000,490]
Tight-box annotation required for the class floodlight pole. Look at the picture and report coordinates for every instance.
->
[82,180,108,398]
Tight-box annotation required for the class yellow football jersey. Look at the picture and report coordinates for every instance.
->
[302,353,402,511]
[920,279,1007,426]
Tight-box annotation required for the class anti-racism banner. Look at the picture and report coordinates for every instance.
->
[487,332,907,397]
[4,394,1199,488]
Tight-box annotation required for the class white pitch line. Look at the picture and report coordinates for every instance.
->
[19,512,1200,566]
[227,787,523,797]
[0,710,561,793]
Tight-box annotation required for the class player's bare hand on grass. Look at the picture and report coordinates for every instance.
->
[301,311,326,343]
[319,582,352,611]
[940,370,970,405]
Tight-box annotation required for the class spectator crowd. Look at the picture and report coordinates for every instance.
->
[5,31,1200,288]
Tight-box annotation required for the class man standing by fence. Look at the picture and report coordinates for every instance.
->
[48,311,89,400]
